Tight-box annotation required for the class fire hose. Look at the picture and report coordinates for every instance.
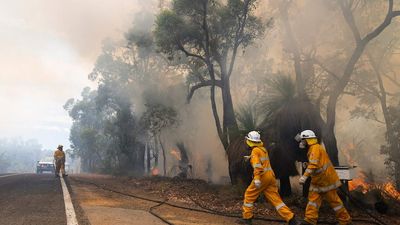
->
[187,189,384,225]
[70,177,385,225]
[149,200,174,225]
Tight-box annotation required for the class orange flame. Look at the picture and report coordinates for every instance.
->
[170,149,181,161]
[348,171,370,193]
[349,178,370,193]
[380,181,400,201]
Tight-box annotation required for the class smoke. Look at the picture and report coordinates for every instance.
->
[231,0,400,179]
[161,87,229,183]
[0,0,155,61]
[122,0,400,181]
[33,0,399,182]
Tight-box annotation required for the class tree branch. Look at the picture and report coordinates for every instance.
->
[187,79,223,103]
[340,0,361,42]
[227,0,251,78]
[383,73,400,88]
[193,70,206,83]
[363,0,399,43]
[177,43,206,62]
[313,59,380,98]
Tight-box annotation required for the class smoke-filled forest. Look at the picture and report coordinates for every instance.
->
[2,0,400,224]
[60,0,400,193]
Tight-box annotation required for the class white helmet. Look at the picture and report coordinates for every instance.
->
[246,131,261,142]
[300,130,317,139]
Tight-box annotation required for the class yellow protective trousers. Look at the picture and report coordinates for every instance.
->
[55,160,65,175]
[305,189,351,225]
[242,174,294,221]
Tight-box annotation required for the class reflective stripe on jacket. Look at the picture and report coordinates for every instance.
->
[304,141,341,193]
[250,146,275,180]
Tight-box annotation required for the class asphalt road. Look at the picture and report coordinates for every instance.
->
[0,173,67,225]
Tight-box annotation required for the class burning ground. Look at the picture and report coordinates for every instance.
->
[70,174,400,225]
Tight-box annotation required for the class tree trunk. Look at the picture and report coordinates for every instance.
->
[135,143,145,176]
[325,43,366,166]
[323,126,340,166]
[158,134,167,176]
[279,176,292,197]
[146,142,151,174]
[302,166,311,198]
[280,1,306,96]
[210,82,226,148]
[154,137,159,168]
[221,75,238,148]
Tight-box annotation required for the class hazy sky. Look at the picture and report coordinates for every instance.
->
[0,0,149,149]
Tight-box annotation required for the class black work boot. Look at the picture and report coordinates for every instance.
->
[288,216,300,225]
[236,218,253,225]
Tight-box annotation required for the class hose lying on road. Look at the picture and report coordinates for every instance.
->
[187,192,382,225]
[149,200,174,225]
[70,177,385,225]
[70,177,288,223]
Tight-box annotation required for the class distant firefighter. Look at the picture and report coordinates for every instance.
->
[54,145,67,178]
[295,130,351,225]
[238,131,299,225]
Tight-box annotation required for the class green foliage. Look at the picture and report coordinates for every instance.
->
[236,102,261,131]
[64,88,110,172]
[66,10,173,174]
[258,75,296,120]
[155,0,267,149]
[155,0,265,59]
[141,102,178,135]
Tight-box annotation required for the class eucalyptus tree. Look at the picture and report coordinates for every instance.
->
[64,88,111,172]
[277,0,400,165]
[140,99,178,176]
[154,0,266,149]
[349,23,400,188]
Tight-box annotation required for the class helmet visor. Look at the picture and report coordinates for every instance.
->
[294,133,302,142]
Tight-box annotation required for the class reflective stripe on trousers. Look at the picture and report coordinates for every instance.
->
[333,204,343,211]
[275,202,286,210]
[307,201,318,208]
[243,202,254,208]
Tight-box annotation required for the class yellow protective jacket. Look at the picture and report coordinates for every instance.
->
[249,144,274,180]
[303,139,341,193]
[54,149,65,161]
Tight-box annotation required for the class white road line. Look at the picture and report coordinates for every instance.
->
[0,174,18,178]
[60,176,79,225]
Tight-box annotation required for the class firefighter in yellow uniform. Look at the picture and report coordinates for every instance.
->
[238,131,299,225]
[295,130,351,225]
[54,145,67,178]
